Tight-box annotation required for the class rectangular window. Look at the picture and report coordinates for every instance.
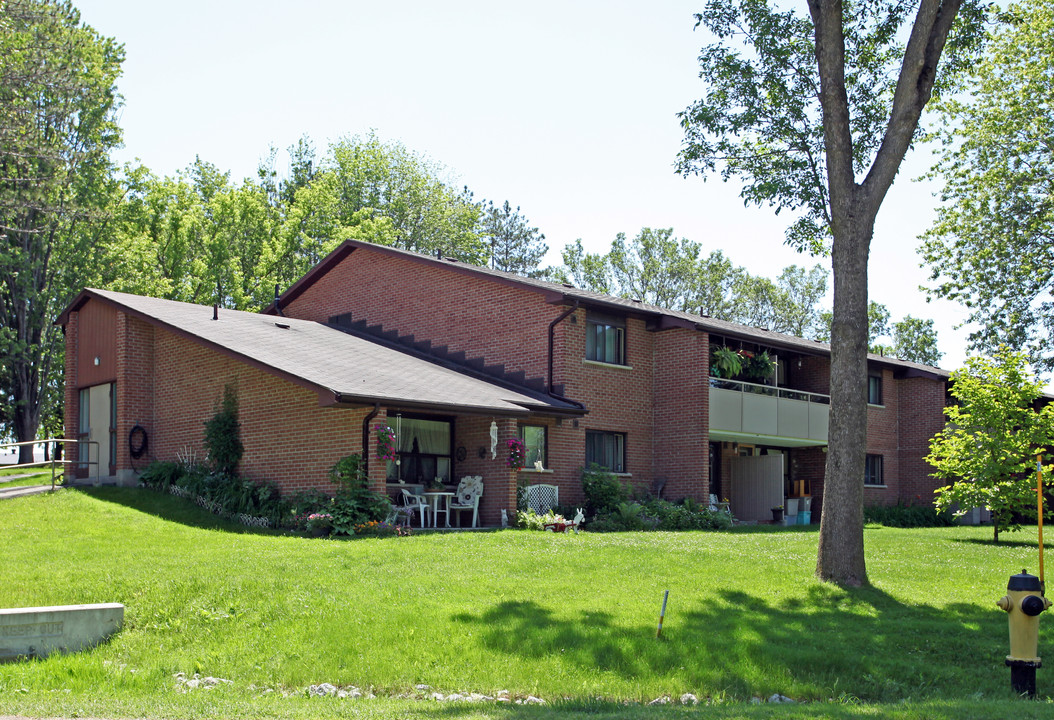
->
[586,430,626,473]
[585,313,626,365]
[868,374,883,405]
[520,424,547,469]
[864,454,884,486]
[386,416,453,484]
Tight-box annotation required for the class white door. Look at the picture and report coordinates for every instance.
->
[79,383,114,482]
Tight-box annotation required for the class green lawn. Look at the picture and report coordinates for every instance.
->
[0,465,57,489]
[1,488,1053,720]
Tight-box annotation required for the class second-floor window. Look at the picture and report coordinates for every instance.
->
[864,454,884,486]
[586,313,626,365]
[868,373,883,405]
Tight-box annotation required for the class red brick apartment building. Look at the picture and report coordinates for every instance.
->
[58,240,950,526]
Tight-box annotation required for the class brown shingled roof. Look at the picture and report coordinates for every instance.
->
[60,289,586,417]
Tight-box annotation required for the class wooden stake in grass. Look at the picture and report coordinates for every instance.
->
[656,589,669,638]
[1038,452,1045,592]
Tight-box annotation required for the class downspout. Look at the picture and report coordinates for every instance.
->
[548,299,580,398]
[361,403,381,477]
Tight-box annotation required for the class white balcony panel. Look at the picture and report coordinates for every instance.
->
[710,382,829,446]
[742,392,778,436]
[777,398,810,439]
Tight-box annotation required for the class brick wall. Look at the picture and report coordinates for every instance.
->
[864,367,900,505]
[115,314,155,482]
[896,376,947,505]
[282,249,553,381]
[149,324,368,495]
[652,327,709,500]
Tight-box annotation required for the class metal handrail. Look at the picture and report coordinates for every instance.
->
[709,377,831,405]
[0,438,100,489]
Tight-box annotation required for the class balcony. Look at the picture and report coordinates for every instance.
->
[709,378,829,447]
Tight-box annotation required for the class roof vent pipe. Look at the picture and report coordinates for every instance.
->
[274,283,285,317]
[212,304,218,321]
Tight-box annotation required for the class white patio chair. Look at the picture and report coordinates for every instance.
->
[526,483,559,514]
[450,475,484,528]
[401,488,431,528]
[709,493,731,517]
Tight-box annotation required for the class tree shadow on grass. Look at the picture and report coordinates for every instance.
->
[76,486,286,536]
[452,583,1013,703]
[951,536,1053,550]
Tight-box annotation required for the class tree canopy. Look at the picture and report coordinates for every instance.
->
[927,348,1054,541]
[0,0,124,459]
[921,0,1054,372]
[679,0,986,585]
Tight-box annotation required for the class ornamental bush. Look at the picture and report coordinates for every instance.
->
[581,464,629,516]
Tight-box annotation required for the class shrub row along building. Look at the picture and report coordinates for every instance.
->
[58,240,950,525]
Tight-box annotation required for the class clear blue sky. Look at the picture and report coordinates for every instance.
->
[75,0,975,370]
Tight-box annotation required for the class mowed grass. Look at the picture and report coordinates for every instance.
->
[2,488,1054,720]
[0,466,56,489]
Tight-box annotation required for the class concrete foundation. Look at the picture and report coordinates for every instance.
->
[0,603,124,661]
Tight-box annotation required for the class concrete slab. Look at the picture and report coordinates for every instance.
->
[0,603,124,660]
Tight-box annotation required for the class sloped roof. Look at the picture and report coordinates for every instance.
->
[59,289,586,417]
[268,240,951,380]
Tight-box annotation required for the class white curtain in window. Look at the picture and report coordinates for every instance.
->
[393,418,450,454]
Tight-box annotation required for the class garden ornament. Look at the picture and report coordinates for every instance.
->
[572,508,584,532]
[489,421,498,459]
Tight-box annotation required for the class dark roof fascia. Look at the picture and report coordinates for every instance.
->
[890,365,951,382]
[262,243,358,315]
[333,394,552,417]
[55,289,94,327]
[67,290,341,404]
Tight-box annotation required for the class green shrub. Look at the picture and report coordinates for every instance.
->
[327,454,392,535]
[139,461,182,490]
[864,502,956,528]
[581,464,629,516]
[203,385,243,475]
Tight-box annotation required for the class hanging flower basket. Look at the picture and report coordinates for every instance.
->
[506,437,527,470]
[375,424,397,461]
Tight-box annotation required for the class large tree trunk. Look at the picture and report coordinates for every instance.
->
[816,215,872,586]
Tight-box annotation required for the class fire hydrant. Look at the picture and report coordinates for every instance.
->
[997,570,1052,697]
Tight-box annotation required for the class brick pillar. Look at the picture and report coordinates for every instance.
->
[454,415,519,527]
[364,407,389,495]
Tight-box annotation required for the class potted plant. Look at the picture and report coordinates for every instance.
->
[744,351,776,383]
[771,505,784,523]
[711,346,743,378]
[306,512,333,537]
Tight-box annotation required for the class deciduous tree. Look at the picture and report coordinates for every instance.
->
[678,0,985,584]
[920,0,1054,371]
[927,348,1054,541]
[0,0,123,462]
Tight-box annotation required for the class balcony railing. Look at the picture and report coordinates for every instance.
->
[709,378,830,445]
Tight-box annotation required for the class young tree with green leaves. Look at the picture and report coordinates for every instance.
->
[678,0,985,584]
[326,132,485,263]
[0,0,124,462]
[921,0,1054,372]
[927,348,1054,542]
